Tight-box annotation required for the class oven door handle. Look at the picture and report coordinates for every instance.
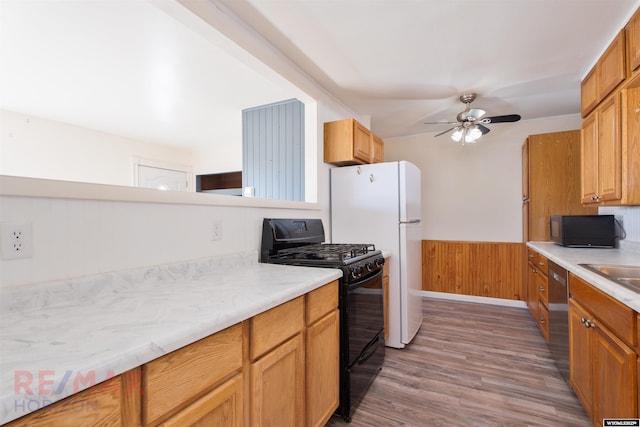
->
[348,269,383,290]
[355,334,382,366]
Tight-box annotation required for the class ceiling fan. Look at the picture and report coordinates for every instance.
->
[425,93,521,144]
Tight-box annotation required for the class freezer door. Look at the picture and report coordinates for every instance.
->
[330,162,399,245]
[399,221,423,344]
[399,161,422,223]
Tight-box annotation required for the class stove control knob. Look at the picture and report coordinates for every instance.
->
[366,262,375,272]
[351,266,363,278]
[375,258,385,268]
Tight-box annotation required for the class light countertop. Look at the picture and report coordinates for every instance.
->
[526,242,640,312]
[0,252,342,425]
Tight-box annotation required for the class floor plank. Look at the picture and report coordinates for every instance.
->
[327,297,591,427]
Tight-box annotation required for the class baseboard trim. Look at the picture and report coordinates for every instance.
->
[419,290,528,308]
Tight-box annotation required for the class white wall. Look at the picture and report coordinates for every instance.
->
[0,93,354,288]
[0,109,195,187]
[384,115,583,242]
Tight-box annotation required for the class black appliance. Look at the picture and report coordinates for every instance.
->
[260,218,385,422]
[550,215,616,248]
[547,260,570,386]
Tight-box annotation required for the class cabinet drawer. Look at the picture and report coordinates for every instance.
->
[251,296,304,360]
[537,272,549,307]
[569,273,635,347]
[143,323,243,426]
[306,281,339,325]
[534,253,548,276]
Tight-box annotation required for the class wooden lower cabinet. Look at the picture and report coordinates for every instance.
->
[6,281,340,427]
[569,299,595,419]
[306,310,340,427]
[143,323,243,426]
[568,274,637,426]
[251,334,305,426]
[526,249,549,341]
[6,369,140,427]
[160,375,243,427]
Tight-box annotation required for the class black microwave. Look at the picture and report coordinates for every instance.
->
[550,215,616,248]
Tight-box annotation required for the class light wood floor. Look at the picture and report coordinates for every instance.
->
[327,297,591,427]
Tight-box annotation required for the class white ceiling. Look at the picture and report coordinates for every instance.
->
[0,0,310,151]
[1,0,639,151]
[222,0,640,138]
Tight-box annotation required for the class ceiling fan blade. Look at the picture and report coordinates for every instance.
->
[467,108,485,120]
[434,127,456,137]
[477,124,490,135]
[424,121,458,125]
[482,114,521,124]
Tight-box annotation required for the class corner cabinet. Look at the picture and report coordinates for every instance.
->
[568,274,637,425]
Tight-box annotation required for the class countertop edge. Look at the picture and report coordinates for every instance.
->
[526,242,640,312]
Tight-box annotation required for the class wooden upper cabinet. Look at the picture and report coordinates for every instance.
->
[370,133,384,163]
[581,68,599,117]
[581,112,599,204]
[620,83,640,205]
[581,30,626,117]
[598,31,626,100]
[627,8,640,74]
[581,93,623,205]
[525,130,595,240]
[597,94,622,202]
[324,118,372,166]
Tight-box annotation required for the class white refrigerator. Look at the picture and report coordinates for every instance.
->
[330,160,423,349]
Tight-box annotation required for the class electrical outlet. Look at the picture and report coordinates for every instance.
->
[1,222,34,260]
[212,220,222,241]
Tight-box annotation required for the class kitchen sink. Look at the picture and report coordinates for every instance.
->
[579,264,640,292]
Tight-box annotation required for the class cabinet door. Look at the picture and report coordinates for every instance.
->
[581,112,599,204]
[526,261,539,318]
[627,9,640,73]
[581,68,599,117]
[353,121,372,163]
[306,310,340,427]
[593,324,637,421]
[371,133,384,163]
[597,95,622,202]
[521,139,530,241]
[161,375,243,427]
[598,31,626,100]
[251,334,304,427]
[569,299,594,419]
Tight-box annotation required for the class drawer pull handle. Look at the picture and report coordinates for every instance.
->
[539,286,545,292]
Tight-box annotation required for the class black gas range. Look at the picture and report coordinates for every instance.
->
[260,218,385,422]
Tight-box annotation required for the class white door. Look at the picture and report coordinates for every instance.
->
[137,165,189,191]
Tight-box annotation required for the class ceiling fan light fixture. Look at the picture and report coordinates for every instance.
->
[465,125,482,143]
[451,127,463,142]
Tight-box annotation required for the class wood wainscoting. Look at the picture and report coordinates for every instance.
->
[422,240,525,300]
